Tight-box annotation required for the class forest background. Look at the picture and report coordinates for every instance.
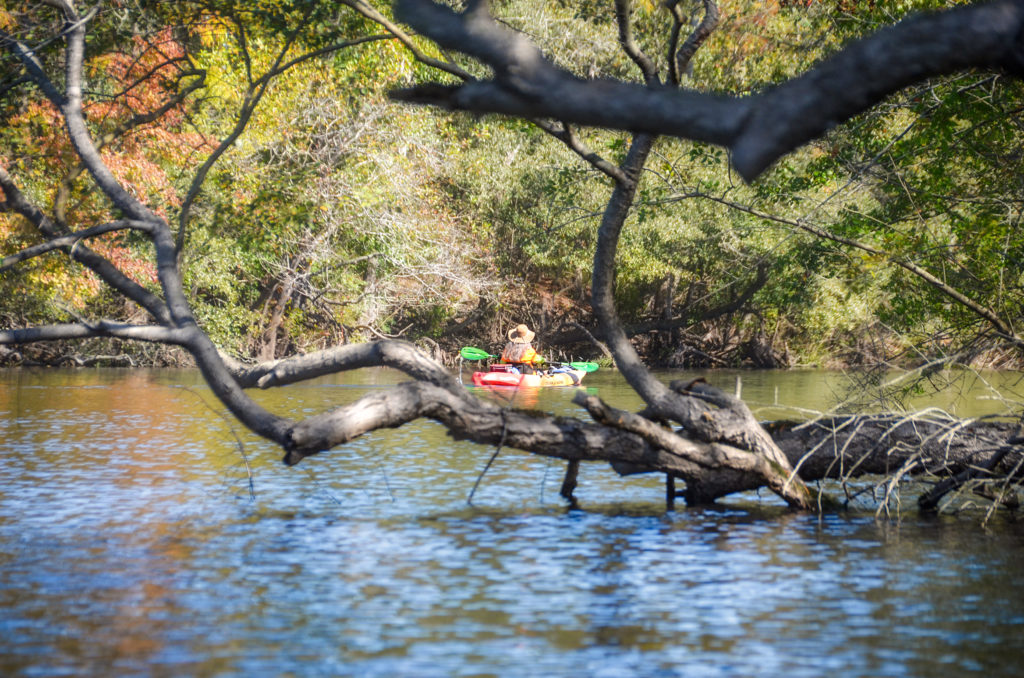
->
[2,0,1022,376]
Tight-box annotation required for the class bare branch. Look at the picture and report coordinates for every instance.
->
[673,0,720,78]
[0,28,65,106]
[0,220,153,271]
[228,340,461,390]
[96,52,193,105]
[175,25,391,253]
[177,9,319,252]
[530,119,629,183]
[340,0,472,81]
[686,190,1024,346]
[665,1,687,86]
[56,69,207,221]
[614,0,658,85]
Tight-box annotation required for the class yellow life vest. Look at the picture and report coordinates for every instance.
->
[501,341,542,365]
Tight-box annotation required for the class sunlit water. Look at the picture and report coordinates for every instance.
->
[1,367,1023,677]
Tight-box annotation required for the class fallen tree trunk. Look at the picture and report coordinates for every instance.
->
[609,411,1023,508]
[767,414,1020,480]
[769,415,1024,510]
[239,341,812,508]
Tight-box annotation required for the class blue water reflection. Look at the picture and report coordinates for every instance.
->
[1,368,1023,677]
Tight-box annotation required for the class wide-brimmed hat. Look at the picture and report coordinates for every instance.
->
[507,323,535,344]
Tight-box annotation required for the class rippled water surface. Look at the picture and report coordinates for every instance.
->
[1,368,1023,677]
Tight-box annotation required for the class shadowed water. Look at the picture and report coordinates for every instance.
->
[1,368,1023,677]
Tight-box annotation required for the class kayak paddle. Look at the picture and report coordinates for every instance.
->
[460,346,496,360]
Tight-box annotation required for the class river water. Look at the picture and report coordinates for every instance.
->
[1,367,1023,677]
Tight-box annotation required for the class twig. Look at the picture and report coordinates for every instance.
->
[468,409,511,504]
[181,386,256,501]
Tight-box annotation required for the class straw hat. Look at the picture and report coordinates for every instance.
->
[507,323,535,344]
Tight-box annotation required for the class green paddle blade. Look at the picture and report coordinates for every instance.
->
[460,346,496,360]
[568,361,599,372]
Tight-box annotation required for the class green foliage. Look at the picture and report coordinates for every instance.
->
[815,70,1024,351]
[182,226,263,352]
[4,0,1020,369]
[176,18,500,351]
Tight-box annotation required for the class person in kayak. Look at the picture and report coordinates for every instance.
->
[500,323,546,374]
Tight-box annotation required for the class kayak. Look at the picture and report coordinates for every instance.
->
[472,366,585,388]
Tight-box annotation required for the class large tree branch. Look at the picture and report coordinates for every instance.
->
[284,380,662,467]
[392,0,1024,181]
[282,378,1020,509]
[0,321,190,345]
[227,339,462,390]
[282,375,788,483]
[58,5,163,225]
[575,391,811,508]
